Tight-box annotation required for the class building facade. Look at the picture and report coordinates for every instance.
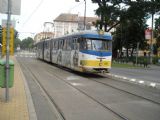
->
[34,32,54,44]
[53,13,98,37]
[34,13,98,42]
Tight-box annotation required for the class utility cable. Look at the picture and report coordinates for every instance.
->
[22,0,44,28]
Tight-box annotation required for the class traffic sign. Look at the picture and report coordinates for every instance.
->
[2,27,6,56]
[2,27,14,56]
[145,28,152,40]
[0,0,21,15]
[10,27,14,55]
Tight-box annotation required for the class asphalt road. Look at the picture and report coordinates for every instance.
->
[110,66,160,83]
[17,57,160,120]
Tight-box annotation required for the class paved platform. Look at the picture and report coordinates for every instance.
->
[0,57,36,120]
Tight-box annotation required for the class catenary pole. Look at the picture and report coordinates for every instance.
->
[84,0,86,30]
[150,13,154,64]
[5,0,11,101]
[75,0,86,30]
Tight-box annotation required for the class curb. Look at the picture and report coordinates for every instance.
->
[17,58,38,120]
[106,73,160,90]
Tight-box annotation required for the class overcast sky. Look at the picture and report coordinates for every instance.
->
[0,0,154,40]
[0,0,98,39]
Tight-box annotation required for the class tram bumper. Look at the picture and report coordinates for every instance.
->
[80,60,111,73]
[79,66,109,73]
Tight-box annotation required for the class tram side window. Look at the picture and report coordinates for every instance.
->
[53,41,57,50]
[40,43,42,49]
[73,38,79,50]
[80,38,92,50]
[37,43,40,49]
[86,39,92,50]
[66,38,71,50]
[58,40,64,49]
[47,41,50,49]
[80,38,86,50]
[53,41,54,49]
[63,39,67,50]
[57,41,59,50]
[44,42,48,49]
[70,38,74,50]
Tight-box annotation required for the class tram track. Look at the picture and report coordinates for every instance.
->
[88,74,160,105]
[17,58,160,120]
[18,58,128,120]
[43,62,160,106]
[18,59,66,120]
[42,62,160,120]
[45,69,129,120]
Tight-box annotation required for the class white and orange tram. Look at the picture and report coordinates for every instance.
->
[36,30,112,73]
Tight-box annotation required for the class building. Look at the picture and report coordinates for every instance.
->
[34,13,98,42]
[34,32,54,44]
[53,13,98,37]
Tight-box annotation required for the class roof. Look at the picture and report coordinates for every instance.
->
[54,13,78,22]
[54,13,99,24]
[78,16,99,23]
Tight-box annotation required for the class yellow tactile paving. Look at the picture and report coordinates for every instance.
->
[0,57,29,120]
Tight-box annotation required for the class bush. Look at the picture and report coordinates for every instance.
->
[153,57,160,64]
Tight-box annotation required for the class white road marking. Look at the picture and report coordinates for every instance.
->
[130,79,136,82]
[71,82,82,86]
[150,83,156,87]
[139,80,144,84]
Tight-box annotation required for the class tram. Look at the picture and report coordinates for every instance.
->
[36,30,112,73]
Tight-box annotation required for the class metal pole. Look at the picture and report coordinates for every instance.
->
[5,0,11,101]
[150,13,154,64]
[84,0,86,30]
[136,42,139,66]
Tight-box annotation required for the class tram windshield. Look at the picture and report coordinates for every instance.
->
[80,38,112,51]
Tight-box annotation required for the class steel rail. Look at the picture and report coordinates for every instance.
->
[18,59,66,120]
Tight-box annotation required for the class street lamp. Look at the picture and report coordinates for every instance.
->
[75,0,86,30]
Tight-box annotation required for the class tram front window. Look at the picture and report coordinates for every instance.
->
[80,38,111,51]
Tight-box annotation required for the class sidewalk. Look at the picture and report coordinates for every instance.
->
[148,64,160,71]
[0,56,36,120]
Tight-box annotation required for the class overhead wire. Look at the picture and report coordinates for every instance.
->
[21,0,44,28]
[68,1,84,13]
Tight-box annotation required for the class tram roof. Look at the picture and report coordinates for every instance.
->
[55,30,112,40]
[77,30,112,40]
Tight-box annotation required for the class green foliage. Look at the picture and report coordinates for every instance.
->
[92,0,122,31]
[14,38,21,51]
[92,0,160,58]
[152,56,160,64]
[155,17,160,49]
[21,37,34,49]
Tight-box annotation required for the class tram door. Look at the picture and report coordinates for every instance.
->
[44,40,50,62]
[71,37,79,69]
[62,38,72,67]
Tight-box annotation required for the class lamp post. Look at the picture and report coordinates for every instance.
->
[150,13,154,64]
[75,0,86,30]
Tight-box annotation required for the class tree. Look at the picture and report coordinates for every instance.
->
[112,1,148,58]
[154,17,160,54]
[14,38,21,51]
[21,37,34,50]
[92,0,123,32]
[92,0,160,58]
